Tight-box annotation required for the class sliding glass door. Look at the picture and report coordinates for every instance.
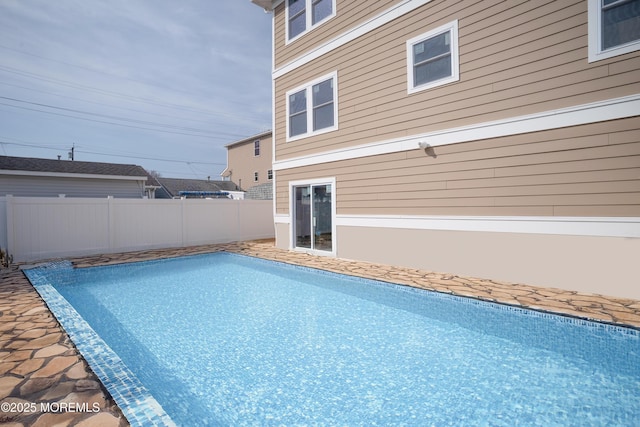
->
[293,182,333,252]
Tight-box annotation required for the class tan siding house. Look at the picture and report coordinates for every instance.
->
[253,0,640,299]
[222,131,273,192]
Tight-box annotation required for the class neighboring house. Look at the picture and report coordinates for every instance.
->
[0,155,153,198]
[221,130,273,194]
[245,182,273,200]
[252,0,640,299]
[155,177,243,199]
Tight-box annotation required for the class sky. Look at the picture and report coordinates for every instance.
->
[0,0,272,180]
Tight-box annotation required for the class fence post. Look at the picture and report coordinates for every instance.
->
[5,195,13,259]
[181,197,187,247]
[107,196,115,251]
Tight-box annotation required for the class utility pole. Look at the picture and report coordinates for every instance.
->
[68,144,74,161]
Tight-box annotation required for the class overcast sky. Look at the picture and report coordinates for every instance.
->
[0,0,272,179]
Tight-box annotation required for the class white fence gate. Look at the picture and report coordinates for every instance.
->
[0,196,274,262]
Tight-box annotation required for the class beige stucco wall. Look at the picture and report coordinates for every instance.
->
[336,225,640,300]
[275,222,290,250]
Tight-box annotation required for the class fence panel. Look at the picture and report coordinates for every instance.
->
[0,197,7,250]
[3,196,274,262]
[184,199,238,245]
[237,199,275,241]
[6,196,110,262]
[111,198,184,251]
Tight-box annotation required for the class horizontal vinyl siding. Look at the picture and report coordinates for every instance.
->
[273,0,640,162]
[274,0,401,69]
[276,117,640,217]
[0,176,144,198]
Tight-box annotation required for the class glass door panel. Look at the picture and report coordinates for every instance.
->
[293,183,332,252]
[295,186,311,248]
[313,184,332,251]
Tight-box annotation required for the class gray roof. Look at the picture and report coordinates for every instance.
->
[225,130,272,148]
[245,182,273,200]
[0,155,149,178]
[156,177,240,198]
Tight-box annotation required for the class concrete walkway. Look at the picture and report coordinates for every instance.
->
[1,239,639,426]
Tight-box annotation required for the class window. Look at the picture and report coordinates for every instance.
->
[267,169,273,180]
[287,0,335,42]
[254,172,259,182]
[286,71,338,141]
[254,140,260,156]
[406,21,459,94]
[589,0,640,62]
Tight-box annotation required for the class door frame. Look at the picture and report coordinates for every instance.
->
[289,177,337,256]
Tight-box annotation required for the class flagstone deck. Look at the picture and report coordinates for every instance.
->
[1,239,639,426]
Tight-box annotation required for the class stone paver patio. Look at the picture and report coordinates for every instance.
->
[1,239,639,426]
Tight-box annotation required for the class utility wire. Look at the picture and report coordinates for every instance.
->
[0,139,225,165]
[0,80,242,128]
[0,101,238,140]
[0,43,266,113]
[0,95,246,138]
[76,149,226,165]
[0,63,267,122]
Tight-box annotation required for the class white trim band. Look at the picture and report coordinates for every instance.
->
[335,214,640,238]
[275,214,640,237]
[273,93,640,171]
[273,0,434,79]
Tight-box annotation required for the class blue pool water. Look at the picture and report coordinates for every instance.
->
[26,253,640,426]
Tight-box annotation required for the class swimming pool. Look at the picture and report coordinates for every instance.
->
[26,252,640,426]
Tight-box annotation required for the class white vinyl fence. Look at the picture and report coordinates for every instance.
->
[0,196,274,262]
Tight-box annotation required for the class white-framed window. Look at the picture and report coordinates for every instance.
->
[287,0,336,43]
[588,0,640,62]
[406,20,460,94]
[254,140,260,156]
[286,71,338,141]
[267,169,273,180]
[254,172,259,182]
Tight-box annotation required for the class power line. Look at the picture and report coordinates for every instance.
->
[76,149,226,166]
[0,101,238,140]
[0,80,243,128]
[0,63,268,123]
[0,95,246,138]
[0,43,268,114]
[0,139,226,166]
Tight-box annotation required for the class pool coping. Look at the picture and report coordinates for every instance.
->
[3,239,640,426]
[23,261,177,427]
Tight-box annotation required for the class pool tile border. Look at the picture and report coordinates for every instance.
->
[23,262,177,427]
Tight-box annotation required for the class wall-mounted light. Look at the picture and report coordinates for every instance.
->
[418,140,430,149]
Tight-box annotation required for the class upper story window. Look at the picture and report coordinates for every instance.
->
[588,0,640,62]
[254,140,260,156]
[254,172,259,182]
[268,169,273,180]
[287,0,336,42]
[406,20,459,94]
[286,71,338,141]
